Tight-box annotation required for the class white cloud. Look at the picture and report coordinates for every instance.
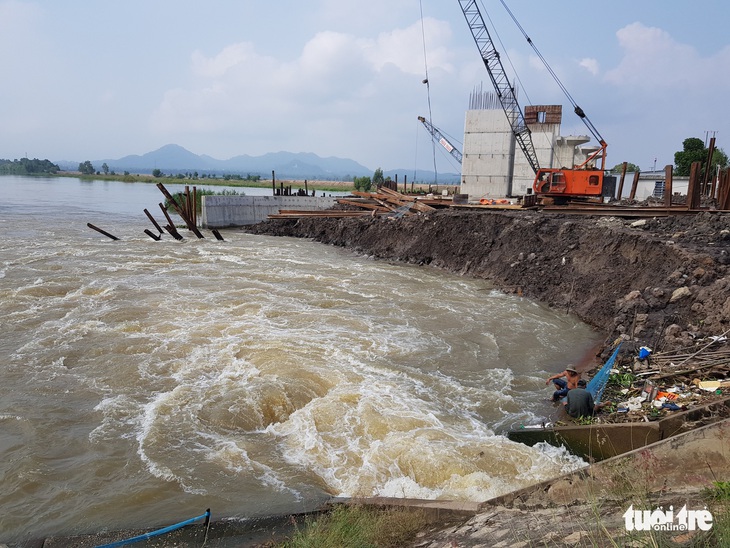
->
[191,43,260,79]
[604,22,729,91]
[364,18,454,76]
[149,17,457,163]
[578,58,599,76]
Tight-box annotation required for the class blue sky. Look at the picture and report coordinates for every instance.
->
[1,0,728,175]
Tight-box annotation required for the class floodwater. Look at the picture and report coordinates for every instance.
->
[0,175,601,543]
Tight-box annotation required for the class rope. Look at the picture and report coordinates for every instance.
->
[418,0,438,185]
[497,0,605,145]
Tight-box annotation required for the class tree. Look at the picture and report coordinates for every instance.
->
[372,168,385,187]
[152,168,163,178]
[101,162,109,175]
[674,138,705,176]
[353,176,372,192]
[78,161,95,175]
[673,137,727,179]
[0,157,59,175]
[611,162,639,172]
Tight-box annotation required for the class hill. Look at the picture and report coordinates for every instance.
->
[54,144,460,184]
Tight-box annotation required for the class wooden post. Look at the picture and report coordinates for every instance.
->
[710,167,718,200]
[159,202,175,228]
[702,137,716,196]
[192,186,197,227]
[687,161,702,210]
[272,170,276,196]
[617,162,628,200]
[144,229,161,241]
[184,185,190,220]
[629,170,640,200]
[144,209,164,234]
[664,165,673,207]
[87,223,119,240]
[157,183,204,238]
[164,225,184,240]
[211,229,224,241]
[718,168,730,211]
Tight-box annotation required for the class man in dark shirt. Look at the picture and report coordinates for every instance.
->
[565,379,596,419]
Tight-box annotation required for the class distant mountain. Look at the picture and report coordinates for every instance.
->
[56,144,460,184]
[90,144,373,180]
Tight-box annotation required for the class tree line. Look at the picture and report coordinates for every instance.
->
[0,157,60,175]
[610,136,727,177]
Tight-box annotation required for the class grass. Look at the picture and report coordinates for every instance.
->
[57,171,356,192]
[272,472,730,547]
[165,188,243,214]
[276,504,430,548]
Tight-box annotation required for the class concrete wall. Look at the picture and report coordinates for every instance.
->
[461,109,515,199]
[512,123,561,196]
[201,195,338,228]
[487,417,730,509]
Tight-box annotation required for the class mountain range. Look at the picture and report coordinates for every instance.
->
[56,144,460,184]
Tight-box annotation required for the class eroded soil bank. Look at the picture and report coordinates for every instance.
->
[245,209,730,359]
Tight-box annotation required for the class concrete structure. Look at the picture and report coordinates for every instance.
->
[461,90,600,199]
[201,195,338,228]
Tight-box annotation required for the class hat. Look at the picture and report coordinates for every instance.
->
[565,367,578,374]
[577,379,587,387]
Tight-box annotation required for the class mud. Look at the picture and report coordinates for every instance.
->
[244,208,730,359]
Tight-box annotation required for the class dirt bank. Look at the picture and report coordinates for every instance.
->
[244,208,730,358]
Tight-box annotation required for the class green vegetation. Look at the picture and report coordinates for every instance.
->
[0,157,60,175]
[353,175,372,192]
[610,162,640,172]
[165,188,244,214]
[372,167,385,187]
[278,504,429,548]
[608,371,636,388]
[78,160,96,175]
[353,167,399,192]
[706,482,730,545]
[674,137,728,177]
[58,171,352,192]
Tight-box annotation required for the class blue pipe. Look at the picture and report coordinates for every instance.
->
[95,508,211,548]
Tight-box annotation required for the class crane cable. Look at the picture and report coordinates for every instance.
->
[497,0,605,145]
[419,0,438,185]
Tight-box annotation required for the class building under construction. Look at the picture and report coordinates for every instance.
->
[460,89,601,199]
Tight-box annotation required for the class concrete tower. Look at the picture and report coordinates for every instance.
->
[460,90,592,199]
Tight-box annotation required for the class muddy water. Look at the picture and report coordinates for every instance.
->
[0,175,601,543]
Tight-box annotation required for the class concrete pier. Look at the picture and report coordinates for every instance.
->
[201,195,338,228]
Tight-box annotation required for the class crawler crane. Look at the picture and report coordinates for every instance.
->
[457,0,613,200]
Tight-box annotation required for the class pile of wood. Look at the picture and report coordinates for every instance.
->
[268,186,442,220]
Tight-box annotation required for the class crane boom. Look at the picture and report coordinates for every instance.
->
[457,0,613,201]
[457,0,539,174]
[418,116,463,164]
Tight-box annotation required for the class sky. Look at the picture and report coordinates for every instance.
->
[1,0,728,175]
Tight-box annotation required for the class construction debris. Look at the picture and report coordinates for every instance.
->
[591,337,730,425]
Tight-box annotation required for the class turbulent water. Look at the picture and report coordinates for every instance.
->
[0,175,601,543]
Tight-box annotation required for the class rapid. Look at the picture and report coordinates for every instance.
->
[0,175,601,543]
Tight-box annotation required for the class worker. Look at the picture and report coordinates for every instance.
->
[564,379,612,419]
[545,366,580,402]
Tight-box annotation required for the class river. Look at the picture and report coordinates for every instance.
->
[0,175,601,543]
